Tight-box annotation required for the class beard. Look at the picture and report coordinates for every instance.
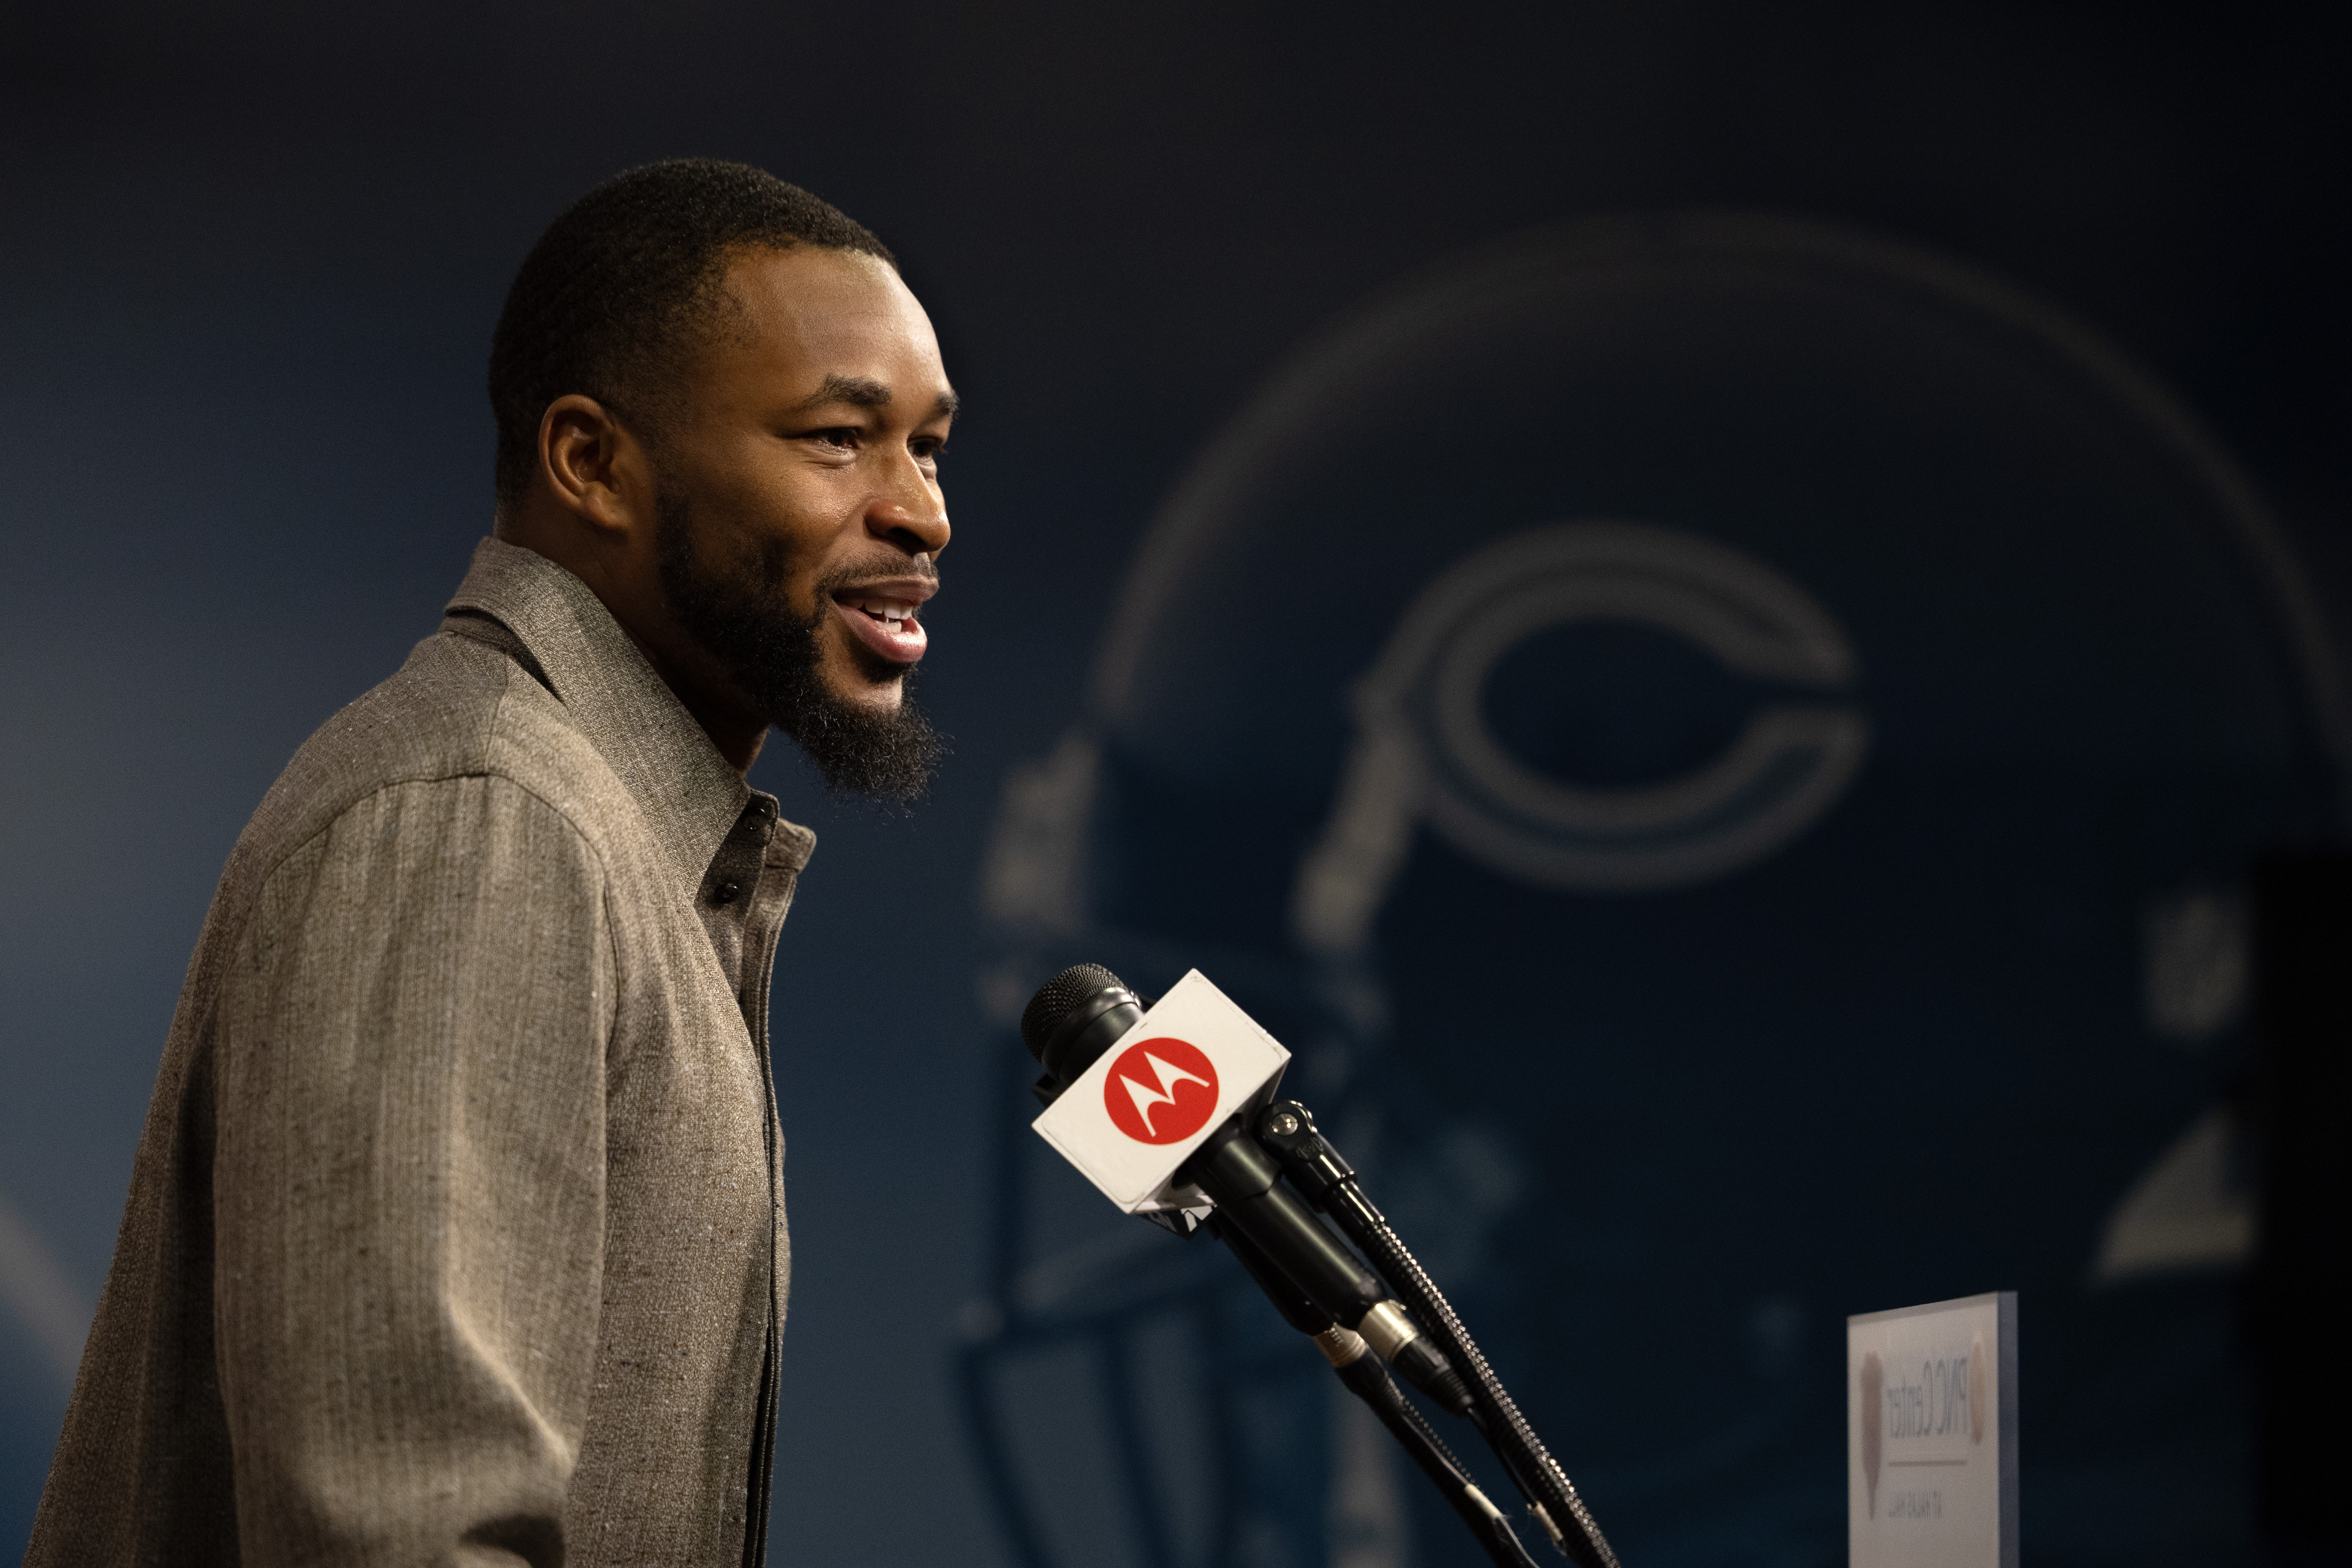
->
[655,486,944,807]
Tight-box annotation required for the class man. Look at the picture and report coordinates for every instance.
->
[29,159,954,1566]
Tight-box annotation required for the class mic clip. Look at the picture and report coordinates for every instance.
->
[1250,1099,1358,1210]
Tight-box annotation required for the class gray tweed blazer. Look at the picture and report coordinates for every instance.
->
[29,537,813,1566]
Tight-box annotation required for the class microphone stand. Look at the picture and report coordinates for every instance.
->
[1208,1216,1542,1568]
[1015,965,1612,1566]
[1247,1100,1621,1568]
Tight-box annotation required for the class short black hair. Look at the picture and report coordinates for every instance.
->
[488,158,895,513]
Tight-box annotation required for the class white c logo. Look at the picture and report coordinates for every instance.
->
[1292,523,1869,955]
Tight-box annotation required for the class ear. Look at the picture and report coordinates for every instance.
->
[537,394,655,537]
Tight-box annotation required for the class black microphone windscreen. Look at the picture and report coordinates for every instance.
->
[1020,962,1129,1060]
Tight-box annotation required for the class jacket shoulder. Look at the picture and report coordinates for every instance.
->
[231,629,628,889]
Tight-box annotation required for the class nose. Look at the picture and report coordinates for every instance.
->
[867,454,951,559]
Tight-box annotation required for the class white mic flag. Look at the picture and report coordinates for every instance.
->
[1031,969,1291,1214]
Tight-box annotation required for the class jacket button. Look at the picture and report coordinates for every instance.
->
[714,880,742,906]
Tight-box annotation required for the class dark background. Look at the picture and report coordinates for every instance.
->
[1,2,2345,1562]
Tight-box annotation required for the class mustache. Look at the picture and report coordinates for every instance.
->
[810,554,941,602]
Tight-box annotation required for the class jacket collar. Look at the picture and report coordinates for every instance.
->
[444,535,815,889]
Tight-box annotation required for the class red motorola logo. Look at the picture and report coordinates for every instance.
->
[1103,1037,1221,1145]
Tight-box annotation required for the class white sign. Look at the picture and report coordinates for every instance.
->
[1031,969,1290,1214]
[1849,1292,2017,1568]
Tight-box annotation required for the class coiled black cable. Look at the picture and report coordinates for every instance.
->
[1251,1100,1620,1567]
[1328,1337,1541,1568]
[1330,1185,1621,1568]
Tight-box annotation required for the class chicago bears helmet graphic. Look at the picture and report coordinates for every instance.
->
[958,215,2345,1568]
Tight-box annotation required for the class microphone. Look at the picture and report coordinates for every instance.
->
[1022,963,1623,1568]
[1022,963,1471,1415]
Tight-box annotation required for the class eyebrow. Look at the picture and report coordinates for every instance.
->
[793,374,962,421]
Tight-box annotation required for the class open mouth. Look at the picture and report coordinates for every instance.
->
[831,592,929,665]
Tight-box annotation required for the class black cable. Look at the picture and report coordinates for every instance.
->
[1330,1185,1619,1568]
[1388,1364,1479,1483]
[1204,1215,1540,1567]
[1321,1331,1542,1568]
[1251,1103,1621,1568]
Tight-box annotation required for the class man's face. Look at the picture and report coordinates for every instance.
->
[649,245,956,799]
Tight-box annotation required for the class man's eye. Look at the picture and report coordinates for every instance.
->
[807,427,859,451]
[913,438,946,464]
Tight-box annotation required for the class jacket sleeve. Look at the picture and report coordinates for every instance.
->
[212,775,614,1567]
